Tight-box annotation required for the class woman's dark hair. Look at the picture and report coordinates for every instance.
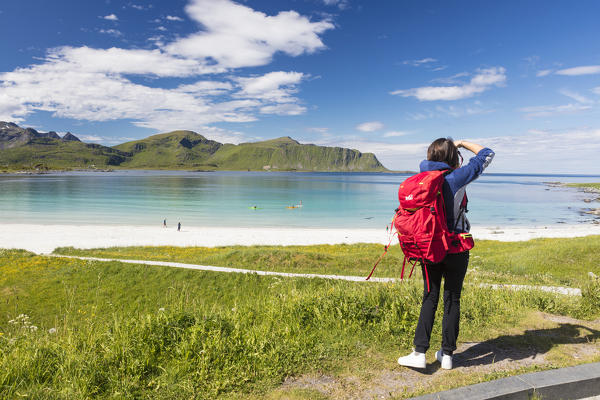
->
[427,138,459,169]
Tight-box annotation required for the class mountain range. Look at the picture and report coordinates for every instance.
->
[0,122,388,172]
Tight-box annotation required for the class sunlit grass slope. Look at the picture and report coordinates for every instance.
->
[113,132,387,171]
[56,236,600,288]
[1,248,599,398]
[113,130,222,169]
[207,136,387,171]
[0,138,129,170]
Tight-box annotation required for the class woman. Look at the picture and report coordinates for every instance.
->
[397,138,494,370]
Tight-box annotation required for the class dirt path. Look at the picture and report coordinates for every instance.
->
[278,313,600,399]
[50,254,581,295]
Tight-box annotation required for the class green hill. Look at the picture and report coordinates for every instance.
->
[0,122,128,170]
[207,136,386,171]
[113,130,222,169]
[0,122,388,172]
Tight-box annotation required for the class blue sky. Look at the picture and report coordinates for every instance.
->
[1,0,599,173]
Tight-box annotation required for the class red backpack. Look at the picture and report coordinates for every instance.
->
[366,170,474,291]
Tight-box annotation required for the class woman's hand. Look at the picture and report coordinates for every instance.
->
[455,140,484,154]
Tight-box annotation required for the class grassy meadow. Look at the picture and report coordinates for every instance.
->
[56,235,600,287]
[1,238,600,399]
[565,182,600,191]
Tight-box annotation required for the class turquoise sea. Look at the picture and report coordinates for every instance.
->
[0,171,598,229]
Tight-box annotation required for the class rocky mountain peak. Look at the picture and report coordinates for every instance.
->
[61,132,81,142]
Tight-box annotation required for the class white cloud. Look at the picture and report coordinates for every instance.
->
[147,35,165,46]
[235,71,305,102]
[0,0,332,139]
[99,29,122,37]
[593,87,600,95]
[383,131,410,137]
[165,0,334,69]
[157,26,167,32]
[536,69,553,77]
[166,15,184,21]
[429,72,470,85]
[391,67,506,101]
[0,61,309,130]
[45,46,219,77]
[307,127,329,134]
[556,65,600,76]
[260,103,306,115]
[175,80,233,95]
[559,89,592,104]
[519,88,596,119]
[407,103,493,120]
[322,0,349,9]
[78,135,105,142]
[102,14,118,21]
[469,68,505,86]
[0,92,30,122]
[471,128,600,173]
[322,128,600,173]
[519,103,592,118]
[356,121,384,132]
[403,58,437,67]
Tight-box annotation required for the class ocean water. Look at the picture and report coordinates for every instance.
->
[0,171,598,229]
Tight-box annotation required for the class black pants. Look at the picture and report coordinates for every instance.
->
[413,251,469,356]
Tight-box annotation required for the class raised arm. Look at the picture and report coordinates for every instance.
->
[446,140,495,189]
[454,140,484,155]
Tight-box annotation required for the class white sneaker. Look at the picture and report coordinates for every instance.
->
[397,350,426,369]
[436,349,452,370]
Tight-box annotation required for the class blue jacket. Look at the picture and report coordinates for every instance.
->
[419,148,495,232]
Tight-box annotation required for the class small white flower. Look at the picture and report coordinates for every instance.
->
[30,325,38,331]
[48,328,57,334]
[158,308,165,312]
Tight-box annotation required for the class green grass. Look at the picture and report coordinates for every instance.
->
[2,246,600,398]
[55,236,600,288]
[565,182,600,191]
[0,139,128,170]
[205,137,386,172]
[1,131,387,172]
[114,130,222,169]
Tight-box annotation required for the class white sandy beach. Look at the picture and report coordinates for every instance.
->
[1,223,599,254]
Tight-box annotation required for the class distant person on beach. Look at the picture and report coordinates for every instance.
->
[397,138,494,370]
[177,222,181,231]
[163,219,167,228]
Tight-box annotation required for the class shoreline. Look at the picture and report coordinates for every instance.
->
[2,223,600,254]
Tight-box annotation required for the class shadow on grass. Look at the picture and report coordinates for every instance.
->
[455,323,600,368]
